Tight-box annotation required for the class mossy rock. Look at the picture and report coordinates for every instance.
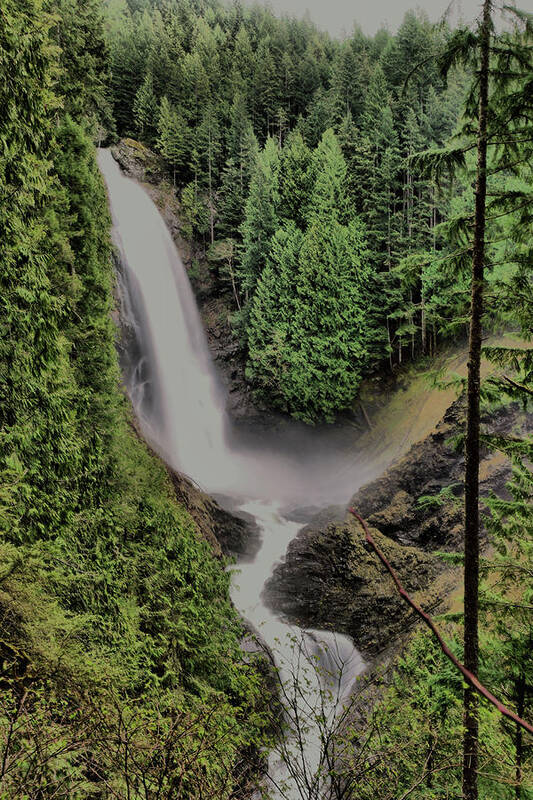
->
[264,514,441,658]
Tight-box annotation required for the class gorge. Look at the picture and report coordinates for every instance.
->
[99,148,369,798]
[3,0,531,795]
[97,147,471,797]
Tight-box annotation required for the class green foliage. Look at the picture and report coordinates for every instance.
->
[47,0,113,130]
[157,95,186,185]
[277,130,312,229]
[0,2,268,795]
[4,0,533,794]
[180,180,209,242]
[103,0,478,401]
[347,628,530,799]
[246,130,372,422]
[246,222,303,410]
[238,136,280,301]
[133,71,158,143]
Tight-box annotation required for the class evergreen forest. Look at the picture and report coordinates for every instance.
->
[0,0,532,798]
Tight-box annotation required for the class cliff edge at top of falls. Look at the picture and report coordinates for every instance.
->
[264,397,533,659]
[109,138,263,423]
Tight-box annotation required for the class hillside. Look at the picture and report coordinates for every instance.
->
[0,2,269,795]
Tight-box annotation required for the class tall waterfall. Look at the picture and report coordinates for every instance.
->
[98,148,365,799]
[98,149,230,488]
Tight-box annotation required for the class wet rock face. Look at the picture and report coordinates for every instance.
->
[264,518,440,658]
[351,398,528,551]
[265,399,532,658]
[111,138,164,184]
[170,471,261,559]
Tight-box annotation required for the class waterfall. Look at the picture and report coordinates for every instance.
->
[98,148,365,799]
[98,149,229,488]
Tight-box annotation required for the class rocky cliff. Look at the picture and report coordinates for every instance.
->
[265,399,531,658]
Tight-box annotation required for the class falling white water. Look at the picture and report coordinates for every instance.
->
[98,149,230,487]
[98,149,365,799]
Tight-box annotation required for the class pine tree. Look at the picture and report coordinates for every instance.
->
[181,47,210,128]
[415,5,533,796]
[483,455,533,800]
[230,25,254,108]
[180,180,209,244]
[246,129,372,422]
[285,216,370,423]
[217,114,258,242]
[226,92,253,163]
[133,71,158,143]
[48,0,111,125]
[308,128,350,224]
[253,38,280,138]
[277,130,312,229]
[382,9,440,111]
[331,34,370,124]
[107,4,143,134]
[196,101,222,244]
[157,96,186,187]
[0,0,82,538]
[246,223,303,409]
[239,137,280,303]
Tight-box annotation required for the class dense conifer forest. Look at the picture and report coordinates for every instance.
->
[107,0,473,421]
[0,0,532,797]
[0,1,268,795]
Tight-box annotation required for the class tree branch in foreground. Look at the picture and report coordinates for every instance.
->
[348,508,533,736]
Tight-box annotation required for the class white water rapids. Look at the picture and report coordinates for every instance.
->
[98,149,368,799]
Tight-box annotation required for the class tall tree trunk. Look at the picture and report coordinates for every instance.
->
[410,290,415,359]
[515,671,525,799]
[387,319,394,372]
[421,289,426,355]
[427,684,434,789]
[208,129,214,245]
[463,3,491,799]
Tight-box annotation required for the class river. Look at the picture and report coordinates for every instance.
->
[97,148,381,798]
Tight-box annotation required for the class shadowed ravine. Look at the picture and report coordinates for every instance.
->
[98,147,385,797]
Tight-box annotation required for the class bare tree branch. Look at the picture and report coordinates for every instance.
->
[348,509,533,736]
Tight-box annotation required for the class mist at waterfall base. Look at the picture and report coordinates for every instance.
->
[98,149,367,799]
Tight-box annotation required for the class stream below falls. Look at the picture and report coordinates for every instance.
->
[98,148,377,799]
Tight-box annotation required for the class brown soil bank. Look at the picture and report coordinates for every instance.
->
[265,399,532,658]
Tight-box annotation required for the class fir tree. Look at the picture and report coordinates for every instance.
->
[285,217,370,423]
[246,129,372,422]
[48,0,111,125]
[308,128,350,224]
[414,5,533,796]
[157,96,186,187]
[133,71,158,143]
[246,223,303,409]
[230,25,254,108]
[277,130,312,229]
[239,136,280,303]
[196,101,222,244]
[217,115,258,242]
